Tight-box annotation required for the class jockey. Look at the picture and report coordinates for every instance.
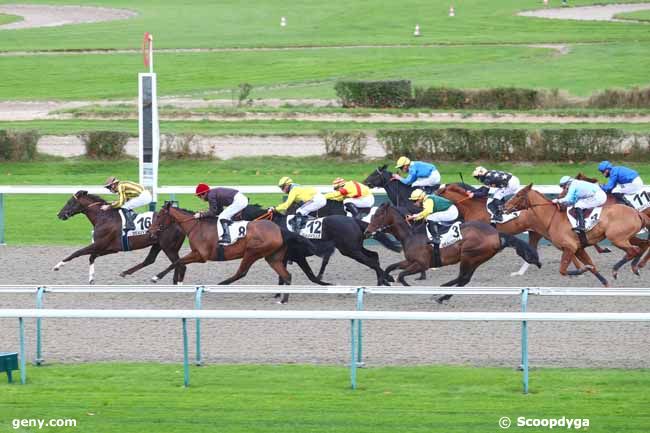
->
[553,176,606,234]
[406,189,458,245]
[324,177,374,218]
[101,176,152,231]
[471,166,520,222]
[272,176,326,231]
[394,156,441,193]
[193,183,249,245]
[598,160,644,207]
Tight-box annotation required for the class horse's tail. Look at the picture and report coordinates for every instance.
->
[499,233,541,268]
[640,212,650,231]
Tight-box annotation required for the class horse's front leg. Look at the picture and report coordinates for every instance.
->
[53,243,109,271]
[152,250,204,282]
[120,245,162,278]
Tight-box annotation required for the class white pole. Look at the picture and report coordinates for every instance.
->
[148,33,154,74]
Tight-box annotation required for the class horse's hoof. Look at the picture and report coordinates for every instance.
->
[151,276,159,283]
[119,272,127,278]
[52,261,65,271]
[435,297,445,305]
[89,279,95,285]
[416,276,427,281]
[612,272,618,280]
[510,271,524,277]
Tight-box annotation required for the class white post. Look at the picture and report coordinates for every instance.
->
[148,33,154,74]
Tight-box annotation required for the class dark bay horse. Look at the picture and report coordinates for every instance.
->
[54,191,187,284]
[365,204,541,303]
[505,184,650,280]
[242,205,393,286]
[149,202,328,294]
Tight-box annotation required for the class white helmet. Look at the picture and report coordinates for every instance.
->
[472,166,487,178]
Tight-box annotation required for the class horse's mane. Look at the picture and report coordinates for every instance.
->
[84,193,108,204]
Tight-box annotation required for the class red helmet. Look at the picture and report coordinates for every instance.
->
[195,183,210,196]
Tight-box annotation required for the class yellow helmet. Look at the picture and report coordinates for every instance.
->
[278,176,293,187]
[409,189,427,201]
[395,156,411,169]
[332,177,346,189]
[472,166,488,177]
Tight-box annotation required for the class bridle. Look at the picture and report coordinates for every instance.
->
[511,191,560,236]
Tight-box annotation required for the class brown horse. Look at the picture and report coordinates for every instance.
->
[437,183,547,276]
[54,191,187,284]
[364,203,541,302]
[148,202,324,288]
[574,172,650,268]
[504,184,650,280]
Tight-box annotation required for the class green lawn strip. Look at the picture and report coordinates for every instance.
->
[4,43,650,100]
[56,104,650,117]
[614,9,650,22]
[4,120,650,137]
[1,364,648,433]
[3,0,650,52]
[0,13,22,25]
[2,157,648,245]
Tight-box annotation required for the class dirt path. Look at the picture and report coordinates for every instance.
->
[0,4,137,30]
[1,245,648,367]
[519,2,650,22]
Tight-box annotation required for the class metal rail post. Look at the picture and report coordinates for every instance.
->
[19,317,26,384]
[349,319,358,389]
[355,287,365,366]
[35,287,45,365]
[194,286,204,366]
[182,318,189,387]
[521,288,529,394]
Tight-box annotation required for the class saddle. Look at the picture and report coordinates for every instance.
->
[426,221,463,248]
[118,211,153,251]
[566,207,602,232]
[286,215,325,239]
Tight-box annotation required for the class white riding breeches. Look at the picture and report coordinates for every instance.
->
[297,193,327,216]
[218,192,249,222]
[493,176,521,200]
[412,170,441,188]
[343,195,375,208]
[122,190,152,210]
[612,176,644,195]
[425,205,459,223]
[575,189,607,209]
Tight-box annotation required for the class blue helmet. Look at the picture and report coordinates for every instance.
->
[559,176,573,186]
[598,160,613,173]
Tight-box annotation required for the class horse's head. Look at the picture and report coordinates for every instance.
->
[504,183,533,213]
[148,201,174,240]
[365,202,401,235]
[363,164,391,188]
[58,190,102,220]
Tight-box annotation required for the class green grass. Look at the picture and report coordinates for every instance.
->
[615,9,650,22]
[0,13,21,25]
[6,119,650,137]
[2,157,649,245]
[5,43,650,100]
[1,364,649,433]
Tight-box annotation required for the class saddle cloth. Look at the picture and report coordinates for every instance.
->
[286,215,325,239]
[625,191,650,212]
[345,206,377,224]
[567,207,602,232]
[486,198,520,224]
[426,221,463,248]
[119,211,153,237]
[217,221,249,245]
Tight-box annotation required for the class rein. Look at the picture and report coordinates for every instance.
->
[520,195,560,237]
[254,210,273,221]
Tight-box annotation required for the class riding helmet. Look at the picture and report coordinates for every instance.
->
[195,183,210,196]
[395,156,411,169]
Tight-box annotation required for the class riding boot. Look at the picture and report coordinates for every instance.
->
[219,219,232,245]
[613,192,634,208]
[344,202,360,218]
[122,208,136,232]
[291,214,304,232]
[489,199,504,222]
[427,221,440,245]
[574,207,586,233]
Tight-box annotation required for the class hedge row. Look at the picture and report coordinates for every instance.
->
[0,130,39,161]
[377,128,649,161]
[335,80,650,109]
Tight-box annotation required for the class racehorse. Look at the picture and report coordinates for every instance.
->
[242,205,393,286]
[54,191,187,284]
[437,183,591,278]
[504,184,650,280]
[148,202,329,295]
[365,203,541,303]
